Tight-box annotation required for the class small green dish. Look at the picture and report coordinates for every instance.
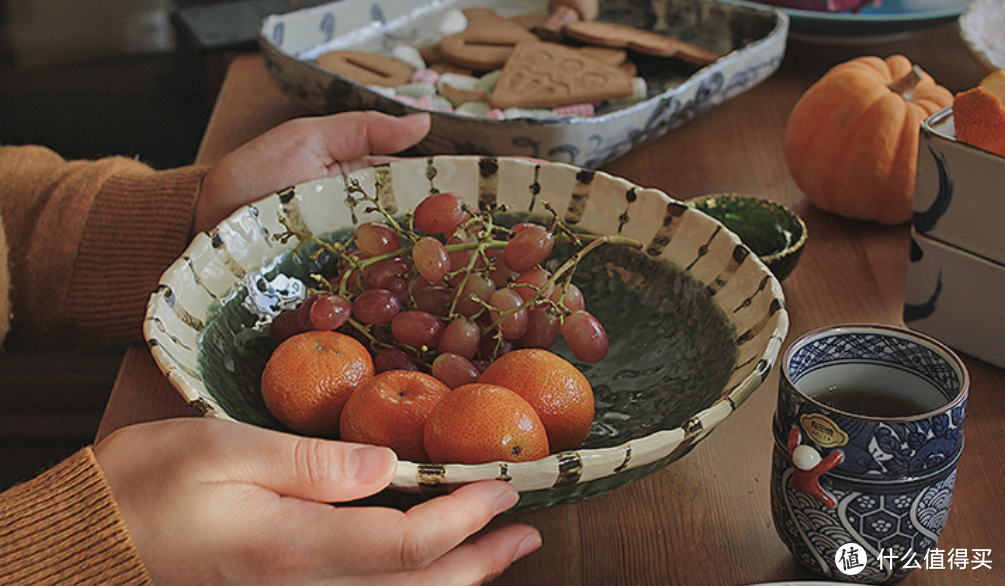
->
[689,194,808,281]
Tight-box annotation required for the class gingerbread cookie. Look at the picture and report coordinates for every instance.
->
[438,10,538,71]
[489,41,633,110]
[508,12,549,31]
[563,21,721,66]
[578,45,628,66]
[317,50,414,87]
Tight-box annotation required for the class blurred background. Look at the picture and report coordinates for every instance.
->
[0,0,246,488]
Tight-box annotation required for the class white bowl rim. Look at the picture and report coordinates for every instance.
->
[145,155,790,495]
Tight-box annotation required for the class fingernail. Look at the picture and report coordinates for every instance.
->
[494,487,520,515]
[347,446,395,485]
[513,533,542,562]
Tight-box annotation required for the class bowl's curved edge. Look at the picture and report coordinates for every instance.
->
[687,193,809,280]
[145,154,789,508]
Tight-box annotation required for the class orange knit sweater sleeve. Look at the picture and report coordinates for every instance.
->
[0,145,208,348]
[0,145,210,582]
[0,448,153,585]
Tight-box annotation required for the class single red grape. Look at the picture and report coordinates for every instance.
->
[431,352,480,389]
[550,283,585,311]
[412,236,451,283]
[489,288,529,340]
[363,256,411,290]
[413,192,469,236]
[353,289,401,325]
[513,268,554,302]
[454,273,495,317]
[561,310,608,363]
[520,305,561,349]
[390,310,445,349]
[439,317,481,360]
[373,347,419,372]
[308,294,352,331]
[354,222,401,256]
[411,285,453,315]
[503,224,554,272]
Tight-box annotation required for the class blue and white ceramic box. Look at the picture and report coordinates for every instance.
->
[913,106,1005,264]
[906,106,1005,369]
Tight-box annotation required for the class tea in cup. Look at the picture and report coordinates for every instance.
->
[771,324,969,584]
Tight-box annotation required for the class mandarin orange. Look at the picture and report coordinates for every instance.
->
[261,330,375,437]
[477,348,594,452]
[423,383,550,464]
[339,370,451,462]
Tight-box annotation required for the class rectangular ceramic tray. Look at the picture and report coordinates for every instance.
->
[915,106,1005,265]
[258,0,788,168]
[904,227,1005,369]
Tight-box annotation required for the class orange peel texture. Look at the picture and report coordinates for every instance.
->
[953,70,1005,158]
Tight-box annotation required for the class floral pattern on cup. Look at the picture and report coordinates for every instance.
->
[774,327,967,482]
[772,447,958,584]
[771,324,969,585]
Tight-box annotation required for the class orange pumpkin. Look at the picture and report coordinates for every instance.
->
[784,55,952,225]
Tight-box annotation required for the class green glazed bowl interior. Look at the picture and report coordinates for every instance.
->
[689,193,807,281]
[146,157,789,511]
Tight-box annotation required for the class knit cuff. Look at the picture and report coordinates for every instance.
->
[0,448,153,585]
[66,165,208,346]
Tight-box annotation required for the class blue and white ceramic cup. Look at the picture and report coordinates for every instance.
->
[770,324,969,585]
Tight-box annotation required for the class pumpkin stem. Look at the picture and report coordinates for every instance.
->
[888,65,924,99]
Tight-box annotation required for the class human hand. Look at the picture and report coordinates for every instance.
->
[195,111,431,234]
[95,418,540,586]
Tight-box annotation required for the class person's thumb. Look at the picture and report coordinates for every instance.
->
[210,420,398,503]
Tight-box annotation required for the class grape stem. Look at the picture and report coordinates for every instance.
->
[480,235,627,336]
[342,176,416,244]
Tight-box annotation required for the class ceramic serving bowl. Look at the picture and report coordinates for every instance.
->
[688,194,807,281]
[959,0,1005,74]
[258,0,788,168]
[145,156,789,511]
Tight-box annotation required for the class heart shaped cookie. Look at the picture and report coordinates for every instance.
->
[489,41,633,110]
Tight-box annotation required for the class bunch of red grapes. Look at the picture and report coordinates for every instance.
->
[270,192,610,389]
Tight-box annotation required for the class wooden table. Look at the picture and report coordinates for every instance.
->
[97,23,1004,586]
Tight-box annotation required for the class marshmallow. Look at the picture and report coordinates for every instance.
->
[391,44,426,70]
[436,72,480,93]
[476,69,504,94]
[395,82,437,98]
[456,101,491,117]
[503,107,557,120]
[410,68,440,85]
[437,9,468,36]
[553,103,596,118]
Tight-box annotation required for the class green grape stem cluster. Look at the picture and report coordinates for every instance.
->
[270,178,643,388]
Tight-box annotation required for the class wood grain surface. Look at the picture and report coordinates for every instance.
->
[97,23,1004,586]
